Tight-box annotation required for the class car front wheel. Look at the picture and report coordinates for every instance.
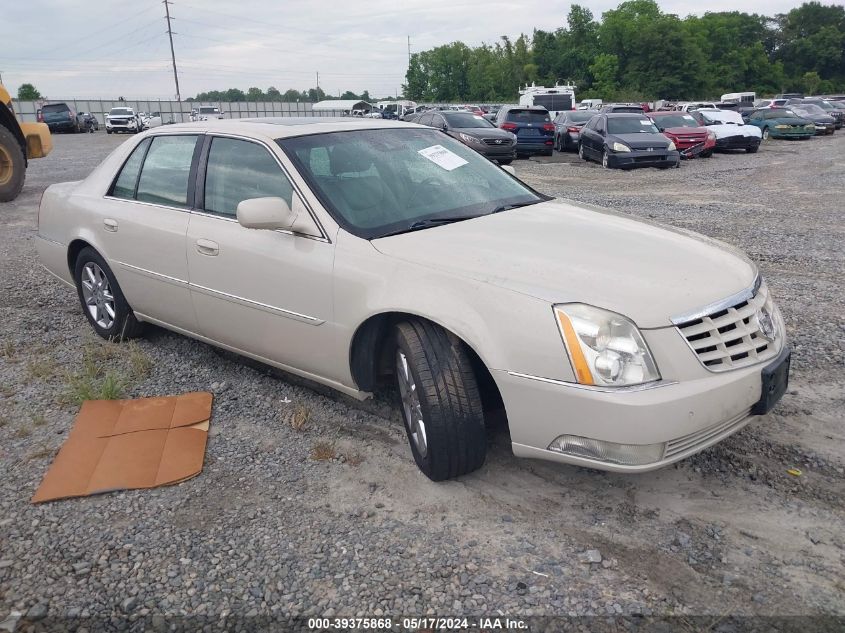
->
[601,147,611,168]
[74,247,145,341]
[762,127,770,140]
[578,143,587,161]
[394,320,486,481]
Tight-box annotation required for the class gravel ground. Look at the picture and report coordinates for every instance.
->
[1,131,843,630]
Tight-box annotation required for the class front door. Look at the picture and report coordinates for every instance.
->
[185,135,336,379]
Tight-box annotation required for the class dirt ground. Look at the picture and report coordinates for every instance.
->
[0,130,843,628]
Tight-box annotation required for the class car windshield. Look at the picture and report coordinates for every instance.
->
[651,114,699,128]
[443,113,494,128]
[110,108,132,115]
[42,104,69,112]
[506,109,550,123]
[567,111,596,123]
[607,118,660,134]
[280,128,544,240]
[701,110,744,125]
[795,104,825,115]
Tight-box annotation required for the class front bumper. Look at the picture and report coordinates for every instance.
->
[476,145,516,160]
[770,128,814,139]
[494,346,787,473]
[716,135,760,150]
[608,149,679,168]
[813,124,835,135]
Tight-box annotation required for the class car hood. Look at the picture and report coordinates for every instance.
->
[799,114,835,124]
[768,116,812,125]
[372,200,756,328]
[610,132,671,149]
[453,127,513,139]
[706,123,761,139]
[660,126,707,137]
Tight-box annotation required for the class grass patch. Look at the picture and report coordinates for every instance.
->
[27,357,59,380]
[345,450,365,467]
[125,341,153,379]
[0,340,15,359]
[288,404,311,432]
[62,344,129,405]
[0,385,13,398]
[30,414,47,427]
[0,416,8,428]
[311,440,337,461]
[14,427,31,439]
[28,447,54,460]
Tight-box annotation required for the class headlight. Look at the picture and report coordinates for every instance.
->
[775,124,789,129]
[611,142,630,152]
[554,305,660,387]
[458,132,483,144]
[667,141,676,151]
[707,131,716,140]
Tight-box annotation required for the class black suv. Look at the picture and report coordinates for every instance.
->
[39,103,85,133]
[494,106,554,157]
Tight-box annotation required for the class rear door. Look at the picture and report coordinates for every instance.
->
[185,135,335,377]
[100,134,202,332]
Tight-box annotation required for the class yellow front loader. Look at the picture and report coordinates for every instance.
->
[0,84,52,202]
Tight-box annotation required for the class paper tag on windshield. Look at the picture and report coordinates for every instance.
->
[418,145,468,171]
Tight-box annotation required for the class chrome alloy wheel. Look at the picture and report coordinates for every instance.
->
[80,262,115,329]
[396,349,428,457]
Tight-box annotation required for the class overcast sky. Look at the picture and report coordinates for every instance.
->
[2,0,803,101]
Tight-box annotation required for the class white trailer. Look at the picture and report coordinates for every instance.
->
[518,84,576,118]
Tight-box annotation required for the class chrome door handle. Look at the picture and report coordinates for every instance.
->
[195,239,219,256]
[103,218,118,232]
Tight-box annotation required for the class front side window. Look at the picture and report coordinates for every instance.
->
[111,138,151,199]
[204,137,294,217]
[136,135,199,208]
[280,128,544,239]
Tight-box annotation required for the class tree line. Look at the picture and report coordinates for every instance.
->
[190,87,376,103]
[403,0,845,102]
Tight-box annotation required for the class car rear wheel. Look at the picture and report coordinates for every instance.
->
[74,247,145,341]
[393,319,486,481]
[0,126,26,202]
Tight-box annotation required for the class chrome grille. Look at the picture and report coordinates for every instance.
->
[482,138,512,146]
[675,282,779,372]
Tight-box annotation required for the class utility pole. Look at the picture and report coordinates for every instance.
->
[163,0,181,103]
[407,36,411,67]
[316,71,319,91]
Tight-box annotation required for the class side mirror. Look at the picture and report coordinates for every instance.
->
[501,165,516,176]
[236,196,319,235]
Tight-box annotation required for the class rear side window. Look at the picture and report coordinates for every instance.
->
[136,135,199,208]
[111,138,151,200]
[506,109,550,123]
[203,137,294,217]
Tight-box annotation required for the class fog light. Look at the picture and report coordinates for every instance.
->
[548,435,665,466]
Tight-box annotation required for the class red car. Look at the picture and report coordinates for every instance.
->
[647,111,716,158]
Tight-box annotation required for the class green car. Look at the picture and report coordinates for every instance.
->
[746,109,815,140]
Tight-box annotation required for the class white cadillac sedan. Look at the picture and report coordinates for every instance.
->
[36,119,790,481]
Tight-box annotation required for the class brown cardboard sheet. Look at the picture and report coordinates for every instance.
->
[32,392,212,503]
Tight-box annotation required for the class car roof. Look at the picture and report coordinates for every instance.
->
[152,117,425,139]
[603,112,651,118]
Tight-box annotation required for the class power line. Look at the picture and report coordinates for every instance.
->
[164,0,181,102]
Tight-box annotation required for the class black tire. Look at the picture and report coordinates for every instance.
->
[746,145,759,153]
[578,143,587,162]
[73,247,145,341]
[497,159,512,166]
[106,130,112,134]
[601,147,611,169]
[394,320,486,481]
[701,149,713,158]
[0,125,26,203]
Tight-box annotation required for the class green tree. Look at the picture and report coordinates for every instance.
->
[267,86,281,100]
[246,87,265,101]
[17,83,42,100]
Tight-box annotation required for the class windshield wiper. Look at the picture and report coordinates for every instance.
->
[490,200,543,214]
[378,216,479,237]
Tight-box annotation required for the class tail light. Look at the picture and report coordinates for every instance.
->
[567,126,580,133]
[68,111,74,120]
[501,122,517,131]
[542,123,555,132]
[37,110,43,122]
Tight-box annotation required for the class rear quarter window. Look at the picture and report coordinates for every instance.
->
[111,139,151,200]
[42,104,70,112]
[135,135,200,208]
